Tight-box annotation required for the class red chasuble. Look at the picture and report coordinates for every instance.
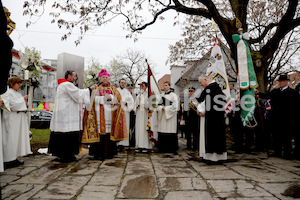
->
[82,83,127,143]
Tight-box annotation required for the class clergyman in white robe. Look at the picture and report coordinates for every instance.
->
[157,90,179,153]
[1,88,32,163]
[90,90,115,159]
[135,89,152,150]
[49,79,90,162]
[117,87,134,147]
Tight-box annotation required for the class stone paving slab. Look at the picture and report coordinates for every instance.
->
[12,162,70,184]
[118,175,159,199]
[154,166,198,178]
[2,184,45,200]
[2,166,37,176]
[229,164,300,183]
[164,191,214,200]
[1,138,300,200]
[77,185,118,200]
[65,158,100,175]
[125,161,154,175]
[159,177,207,191]
[258,182,299,200]
[32,175,91,199]
[88,167,124,186]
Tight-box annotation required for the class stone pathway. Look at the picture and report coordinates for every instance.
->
[1,139,300,199]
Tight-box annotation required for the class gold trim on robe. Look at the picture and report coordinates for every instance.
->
[81,102,100,143]
[82,83,127,143]
[97,83,127,141]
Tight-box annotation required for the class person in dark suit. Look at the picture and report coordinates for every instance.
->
[261,74,299,159]
[0,4,13,199]
[293,82,300,159]
[127,84,136,147]
[185,87,200,151]
[0,1,13,95]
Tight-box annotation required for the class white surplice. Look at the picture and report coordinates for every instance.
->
[197,101,227,162]
[1,88,32,162]
[117,87,134,146]
[94,93,114,133]
[50,82,90,132]
[135,90,152,149]
[157,92,179,134]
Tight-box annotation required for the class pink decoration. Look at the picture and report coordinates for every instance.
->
[98,69,110,77]
[44,103,49,111]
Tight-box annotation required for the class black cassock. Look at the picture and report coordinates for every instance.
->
[198,82,226,154]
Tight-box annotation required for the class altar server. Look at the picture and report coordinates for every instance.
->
[1,77,32,168]
[157,81,179,153]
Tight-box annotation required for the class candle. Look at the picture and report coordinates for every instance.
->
[24,70,29,80]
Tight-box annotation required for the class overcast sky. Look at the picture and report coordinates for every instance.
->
[3,1,184,80]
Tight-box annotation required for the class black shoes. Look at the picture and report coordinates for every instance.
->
[4,159,24,170]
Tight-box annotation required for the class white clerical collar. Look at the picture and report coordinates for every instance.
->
[207,79,216,86]
[165,90,171,94]
[281,86,288,91]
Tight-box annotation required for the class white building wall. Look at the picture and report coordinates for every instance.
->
[170,65,185,98]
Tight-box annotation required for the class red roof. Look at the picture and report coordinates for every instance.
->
[43,65,56,72]
[12,49,20,59]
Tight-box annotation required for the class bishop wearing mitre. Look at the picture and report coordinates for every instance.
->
[82,69,127,160]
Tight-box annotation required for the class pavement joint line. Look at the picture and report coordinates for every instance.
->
[36,158,82,199]
[182,152,213,197]
[259,156,300,176]
[114,151,129,199]
[175,151,218,199]
[252,180,281,199]
[149,153,163,200]
[179,150,218,198]
[72,155,103,199]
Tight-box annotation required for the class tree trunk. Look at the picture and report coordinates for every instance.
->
[255,67,268,92]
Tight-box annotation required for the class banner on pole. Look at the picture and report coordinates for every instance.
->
[206,38,232,114]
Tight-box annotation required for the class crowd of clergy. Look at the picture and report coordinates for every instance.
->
[47,71,228,165]
[0,69,229,172]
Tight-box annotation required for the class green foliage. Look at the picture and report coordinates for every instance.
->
[30,128,51,144]
[19,47,43,88]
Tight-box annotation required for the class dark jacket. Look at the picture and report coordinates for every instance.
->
[0,1,13,94]
[273,87,299,122]
[260,87,299,123]
[184,98,199,133]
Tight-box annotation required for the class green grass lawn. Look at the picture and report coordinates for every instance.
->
[30,128,51,144]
